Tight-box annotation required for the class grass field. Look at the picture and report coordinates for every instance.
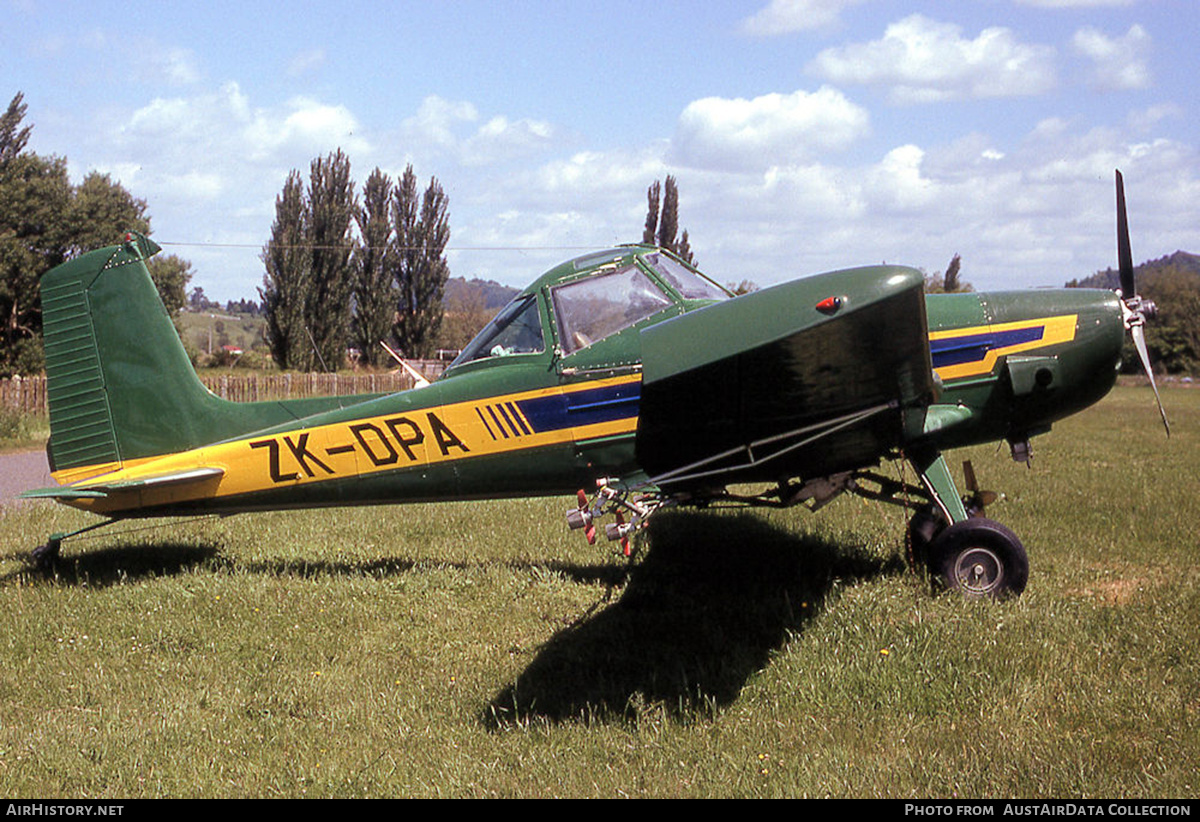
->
[0,386,1196,798]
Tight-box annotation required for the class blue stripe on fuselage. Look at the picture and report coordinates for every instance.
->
[517,381,641,433]
[930,326,1045,368]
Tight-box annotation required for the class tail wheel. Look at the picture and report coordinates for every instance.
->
[927,518,1028,599]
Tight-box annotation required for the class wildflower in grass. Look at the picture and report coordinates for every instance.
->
[880,648,890,657]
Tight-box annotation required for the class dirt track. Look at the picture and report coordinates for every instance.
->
[0,448,53,503]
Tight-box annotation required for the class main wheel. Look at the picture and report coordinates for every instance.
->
[927,518,1028,599]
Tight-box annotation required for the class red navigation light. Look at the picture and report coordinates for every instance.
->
[815,296,843,314]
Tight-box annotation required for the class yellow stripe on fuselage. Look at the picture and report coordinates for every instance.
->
[929,314,1078,382]
[60,374,642,514]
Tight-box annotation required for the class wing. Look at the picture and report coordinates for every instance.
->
[634,266,933,489]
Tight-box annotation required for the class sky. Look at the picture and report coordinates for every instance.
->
[4,0,1198,303]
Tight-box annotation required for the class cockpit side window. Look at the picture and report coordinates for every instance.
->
[552,265,673,354]
[449,295,544,367]
[642,253,729,301]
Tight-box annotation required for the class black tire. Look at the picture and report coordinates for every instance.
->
[31,537,61,572]
[927,518,1028,599]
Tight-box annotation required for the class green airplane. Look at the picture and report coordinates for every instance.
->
[23,171,1166,598]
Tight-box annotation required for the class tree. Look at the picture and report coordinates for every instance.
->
[642,180,660,245]
[0,92,32,166]
[0,151,71,374]
[0,92,185,375]
[260,170,309,370]
[641,175,695,264]
[1129,263,1200,375]
[147,254,193,316]
[392,165,450,359]
[351,167,396,367]
[259,151,356,371]
[261,154,451,370]
[658,175,679,252]
[302,149,356,371]
[924,253,972,294]
[0,93,73,374]
[68,171,149,257]
[727,279,759,296]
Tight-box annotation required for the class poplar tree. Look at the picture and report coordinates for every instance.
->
[352,167,396,367]
[392,165,449,359]
[642,179,660,245]
[304,149,355,371]
[260,171,309,370]
[640,175,695,265]
[657,175,679,252]
[260,151,356,371]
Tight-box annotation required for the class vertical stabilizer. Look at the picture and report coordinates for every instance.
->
[40,234,312,477]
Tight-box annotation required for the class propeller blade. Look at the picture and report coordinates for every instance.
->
[1130,322,1171,437]
[1116,169,1135,299]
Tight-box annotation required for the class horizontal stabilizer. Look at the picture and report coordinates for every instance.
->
[20,486,110,500]
[21,466,224,501]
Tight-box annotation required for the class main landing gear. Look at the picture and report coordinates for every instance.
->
[906,449,1028,599]
[567,450,1030,599]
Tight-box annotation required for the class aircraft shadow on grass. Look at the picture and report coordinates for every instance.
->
[0,541,221,587]
[3,535,631,590]
[485,510,905,727]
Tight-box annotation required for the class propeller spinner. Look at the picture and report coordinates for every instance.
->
[1115,169,1170,437]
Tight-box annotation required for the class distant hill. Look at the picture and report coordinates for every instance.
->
[1065,250,1200,289]
[444,277,519,310]
[1066,251,1200,375]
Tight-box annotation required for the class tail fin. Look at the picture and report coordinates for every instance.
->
[41,233,325,479]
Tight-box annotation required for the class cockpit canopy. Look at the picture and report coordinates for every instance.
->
[446,247,729,373]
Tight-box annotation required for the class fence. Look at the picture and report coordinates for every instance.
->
[0,360,449,415]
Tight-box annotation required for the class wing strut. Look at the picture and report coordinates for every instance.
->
[646,401,898,490]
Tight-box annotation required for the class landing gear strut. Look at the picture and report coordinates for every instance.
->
[29,520,115,572]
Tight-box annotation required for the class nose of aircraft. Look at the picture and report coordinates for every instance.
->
[1030,288,1126,429]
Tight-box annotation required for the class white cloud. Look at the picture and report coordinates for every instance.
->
[146,46,202,85]
[390,96,566,169]
[278,97,363,154]
[111,82,370,227]
[460,116,561,167]
[1073,25,1152,90]
[288,48,327,77]
[740,0,864,36]
[400,95,479,151]
[808,15,1057,103]
[69,75,1198,305]
[670,87,870,171]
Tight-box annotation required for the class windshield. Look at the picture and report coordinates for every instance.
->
[552,265,673,354]
[642,253,729,301]
[449,295,544,368]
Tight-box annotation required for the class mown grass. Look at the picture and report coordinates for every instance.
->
[0,386,1196,798]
